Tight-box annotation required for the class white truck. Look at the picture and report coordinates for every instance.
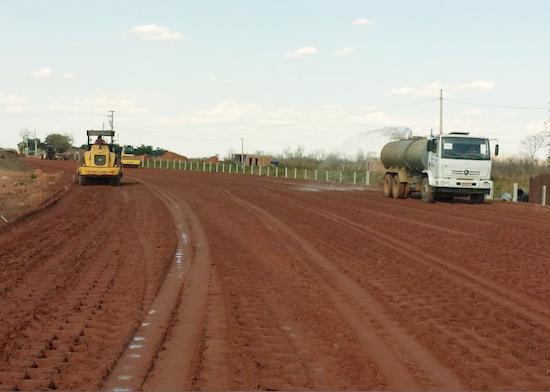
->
[380,132,499,203]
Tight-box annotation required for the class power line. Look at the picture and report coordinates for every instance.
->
[116,98,439,139]
[444,98,548,110]
[229,98,439,133]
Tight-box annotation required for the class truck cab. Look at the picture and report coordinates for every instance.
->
[424,132,495,202]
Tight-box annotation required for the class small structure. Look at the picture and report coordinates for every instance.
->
[234,154,272,167]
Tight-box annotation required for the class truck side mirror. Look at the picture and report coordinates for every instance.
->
[495,144,499,156]
[427,140,434,152]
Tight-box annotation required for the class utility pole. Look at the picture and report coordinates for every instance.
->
[241,138,244,169]
[34,130,37,156]
[108,111,115,132]
[439,89,443,135]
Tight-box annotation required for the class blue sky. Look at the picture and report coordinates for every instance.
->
[1,0,549,158]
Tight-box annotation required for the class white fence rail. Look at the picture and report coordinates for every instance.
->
[142,159,376,185]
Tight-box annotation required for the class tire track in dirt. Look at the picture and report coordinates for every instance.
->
[180,188,383,391]
[102,181,216,392]
[131,172,385,390]
[327,186,550,231]
[253,198,550,389]
[123,168,550,390]
[0,180,176,392]
[220,188,464,391]
[262,188,550,326]
[261,186,550,303]
[246,187,550,389]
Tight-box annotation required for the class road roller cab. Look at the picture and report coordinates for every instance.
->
[78,130,123,185]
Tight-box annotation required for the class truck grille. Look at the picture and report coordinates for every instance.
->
[451,170,480,176]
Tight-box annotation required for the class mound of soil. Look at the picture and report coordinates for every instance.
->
[0,150,31,171]
[159,151,188,161]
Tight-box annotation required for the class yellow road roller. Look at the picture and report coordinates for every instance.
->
[78,130,122,185]
[121,145,141,168]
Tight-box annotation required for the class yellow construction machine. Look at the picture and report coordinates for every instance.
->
[78,130,123,185]
[120,145,141,168]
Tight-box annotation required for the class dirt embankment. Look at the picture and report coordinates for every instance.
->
[0,159,76,225]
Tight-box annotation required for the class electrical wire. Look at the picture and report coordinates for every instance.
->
[444,98,548,110]
[115,98,439,140]
[228,98,439,132]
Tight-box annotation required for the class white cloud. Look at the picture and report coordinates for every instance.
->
[331,47,356,57]
[1,94,27,105]
[208,75,233,83]
[47,94,151,114]
[60,73,75,79]
[465,109,483,116]
[351,18,373,26]
[387,80,495,97]
[386,82,445,98]
[127,24,185,41]
[283,47,318,60]
[5,105,28,114]
[30,67,52,77]
[169,100,263,125]
[459,80,496,91]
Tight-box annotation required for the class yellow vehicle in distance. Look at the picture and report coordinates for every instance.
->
[78,130,123,186]
[121,145,141,168]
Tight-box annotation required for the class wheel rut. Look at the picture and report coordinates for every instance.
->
[220,188,464,391]
[261,187,550,327]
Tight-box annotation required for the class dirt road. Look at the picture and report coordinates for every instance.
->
[0,162,176,391]
[2,162,550,390]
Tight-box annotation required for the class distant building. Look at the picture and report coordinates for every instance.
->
[234,154,273,167]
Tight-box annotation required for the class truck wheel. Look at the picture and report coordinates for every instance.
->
[420,177,435,203]
[470,194,484,204]
[392,175,405,199]
[383,174,393,197]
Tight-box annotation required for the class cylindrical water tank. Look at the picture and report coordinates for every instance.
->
[380,138,430,174]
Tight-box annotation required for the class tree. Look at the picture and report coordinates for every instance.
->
[225,147,236,162]
[520,131,547,168]
[152,148,166,157]
[45,133,74,153]
[135,144,154,156]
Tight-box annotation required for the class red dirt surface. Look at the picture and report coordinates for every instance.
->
[0,160,76,225]
[3,162,550,391]
[0,161,176,391]
[158,151,188,161]
[110,168,550,391]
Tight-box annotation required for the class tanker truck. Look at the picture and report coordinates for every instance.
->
[380,132,498,203]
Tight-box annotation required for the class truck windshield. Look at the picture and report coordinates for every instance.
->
[123,147,134,155]
[441,137,490,160]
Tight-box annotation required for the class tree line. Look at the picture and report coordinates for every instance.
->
[18,128,166,157]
